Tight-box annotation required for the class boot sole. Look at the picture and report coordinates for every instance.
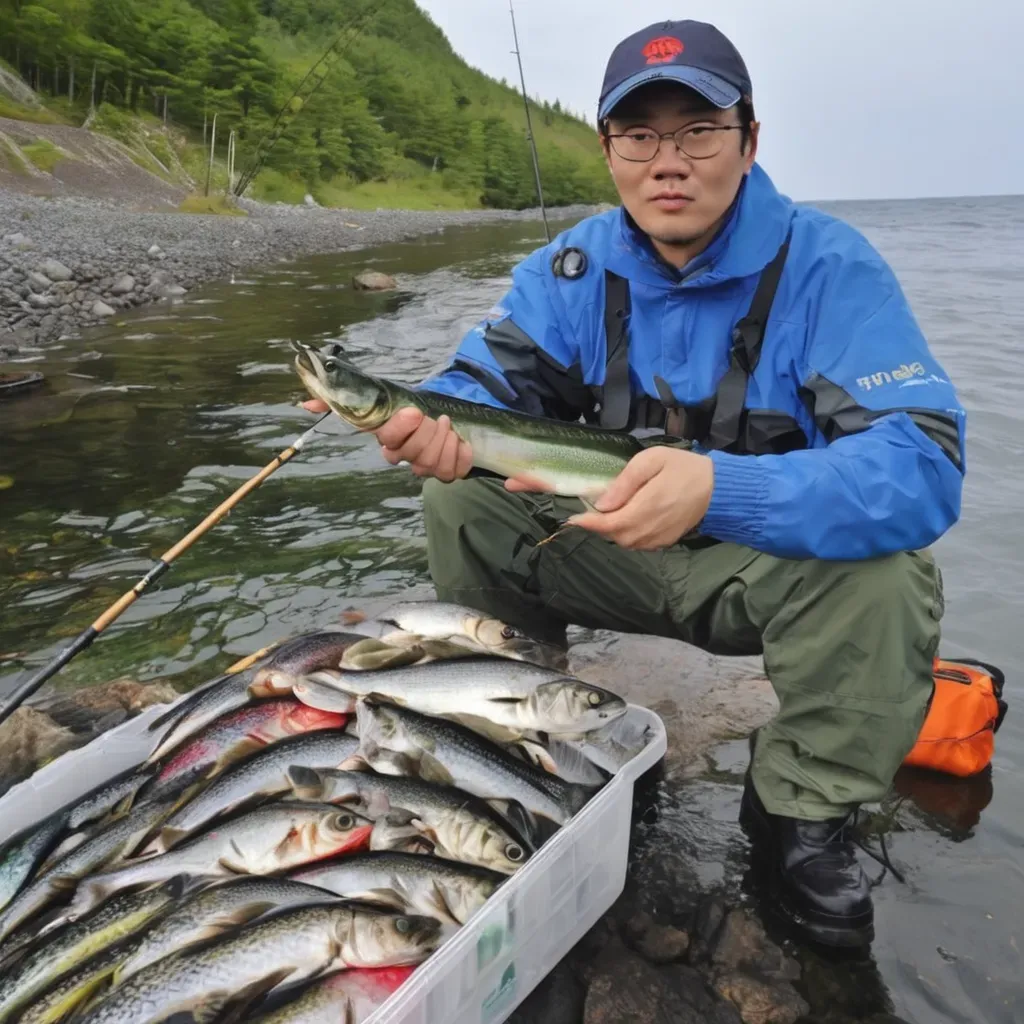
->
[739,793,875,950]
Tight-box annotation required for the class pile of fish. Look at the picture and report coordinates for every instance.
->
[0,601,644,1023]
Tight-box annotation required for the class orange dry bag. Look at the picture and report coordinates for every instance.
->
[903,658,1008,777]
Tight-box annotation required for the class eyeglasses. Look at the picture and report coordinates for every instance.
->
[604,124,746,162]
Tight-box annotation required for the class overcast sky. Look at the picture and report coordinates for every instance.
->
[416,0,1023,202]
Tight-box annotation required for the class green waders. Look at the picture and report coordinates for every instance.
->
[422,476,944,822]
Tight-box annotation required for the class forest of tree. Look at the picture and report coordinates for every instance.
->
[0,0,618,208]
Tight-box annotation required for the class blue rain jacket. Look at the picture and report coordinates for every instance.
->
[417,163,966,561]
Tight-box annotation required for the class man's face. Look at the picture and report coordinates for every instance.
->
[600,83,758,265]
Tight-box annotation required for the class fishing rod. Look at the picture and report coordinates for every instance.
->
[508,0,550,242]
[233,0,386,197]
[0,412,333,730]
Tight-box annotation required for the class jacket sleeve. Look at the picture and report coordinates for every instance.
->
[699,253,966,560]
[415,245,594,421]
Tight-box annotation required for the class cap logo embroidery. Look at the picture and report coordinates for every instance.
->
[642,36,684,65]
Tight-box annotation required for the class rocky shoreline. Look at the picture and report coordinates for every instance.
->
[0,189,598,359]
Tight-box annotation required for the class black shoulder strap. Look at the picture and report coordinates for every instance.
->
[600,269,632,430]
[705,232,792,451]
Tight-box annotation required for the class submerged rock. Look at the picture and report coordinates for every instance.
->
[353,270,397,291]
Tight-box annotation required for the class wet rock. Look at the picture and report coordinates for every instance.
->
[91,299,116,317]
[35,678,179,735]
[583,945,741,1024]
[110,274,135,295]
[0,707,78,791]
[27,293,57,309]
[623,911,690,964]
[26,271,52,292]
[710,909,800,982]
[687,894,729,966]
[507,959,584,1024]
[713,970,809,1024]
[353,270,397,291]
[40,258,73,282]
[147,244,165,259]
[0,332,20,358]
[3,232,28,245]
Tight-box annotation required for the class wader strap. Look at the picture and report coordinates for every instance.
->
[600,270,632,430]
[706,232,792,451]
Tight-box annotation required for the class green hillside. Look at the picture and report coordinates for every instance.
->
[0,0,617,210]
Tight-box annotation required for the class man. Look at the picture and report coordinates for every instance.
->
[304,20,965,947]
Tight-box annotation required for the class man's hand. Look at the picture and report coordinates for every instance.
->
[301,400,471,481]
[554,447,714,550]
[375,407,472,481]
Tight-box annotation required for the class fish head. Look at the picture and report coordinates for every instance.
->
[292,341,393,430]
[317,806,376,856]
[469,617,569,670]
[338,909,442,968]
[473,821,531,875]
[530,680,628,732]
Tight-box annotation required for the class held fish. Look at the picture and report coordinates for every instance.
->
[75,902,441,1024]
[298,658,626,736]
[290,851,505,927]
[147,631,366,760]
[355,698,600,831]
[292,340,661,500]
[152,732,361,847]
[71,802,374,915]
[249,966,416,1024]
[286,766,530,874]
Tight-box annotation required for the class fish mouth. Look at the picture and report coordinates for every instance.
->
[291,340,323,381]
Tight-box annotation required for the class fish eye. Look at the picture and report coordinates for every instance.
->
[334,813,355,829]
[587,691,604,706]
[395,917,411,934]
[323,359,338,372]
[505,843,525,862]
[501,625,523,640]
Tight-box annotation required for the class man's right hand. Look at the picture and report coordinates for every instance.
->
[375,407,473,482]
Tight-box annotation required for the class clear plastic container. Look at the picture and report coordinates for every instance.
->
[0,699,666,1024]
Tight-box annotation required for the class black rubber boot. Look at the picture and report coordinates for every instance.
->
[739,774,875,948]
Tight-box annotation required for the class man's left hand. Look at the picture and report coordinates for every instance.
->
[513,447,714,551]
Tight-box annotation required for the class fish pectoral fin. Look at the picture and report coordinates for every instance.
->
[194,971,296,1024]
[511,739,560,775]
[351,886,406,909]
[342,639,426,671]
[155,825,192,851]
[285,765,326,800]
[413,751,455,787]
[579,496,600,514]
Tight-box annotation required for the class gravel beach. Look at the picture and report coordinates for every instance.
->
[0,188,597,359]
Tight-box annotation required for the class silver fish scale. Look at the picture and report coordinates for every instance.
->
[163,732,360,834]
[364,703,592,824]
[119,878,337,980]
[80,906,343,1024]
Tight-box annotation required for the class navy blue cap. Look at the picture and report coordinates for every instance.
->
[598,20,752,122]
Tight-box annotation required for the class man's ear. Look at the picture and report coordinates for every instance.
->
[597,128,614,174]
[744,120,760,171]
